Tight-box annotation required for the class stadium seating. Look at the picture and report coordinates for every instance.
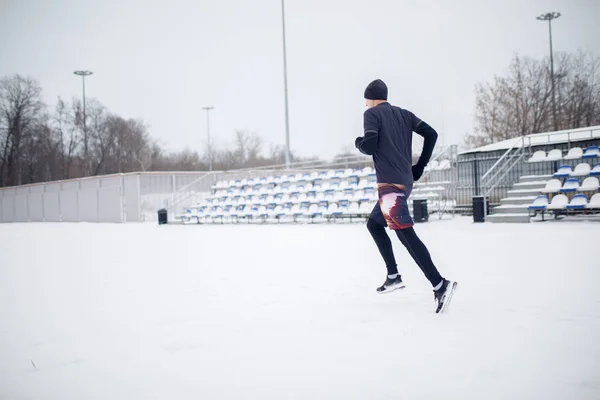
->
[591,163,600,176]
[582,146,600,158]
[547,194,568,211]
[546,149,563,161]
[178,162,455,224]
[541,179,562,193]
[586,193,600,209]
[564,147,583,160]
[571,163,591,177]
[566,194,588,209]
[528,195,549,210]
[553,165,572,178]
[579,177,600,192]
[527,149,564,163]
[560,178,580,192]
[527,151,546,163]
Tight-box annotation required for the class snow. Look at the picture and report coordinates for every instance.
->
[493,204,529,209]
[1,218,599,399]
[513,181,550,187]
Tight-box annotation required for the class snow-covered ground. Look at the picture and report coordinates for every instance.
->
[1,218,599,400]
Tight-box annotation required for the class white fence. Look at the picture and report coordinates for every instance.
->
[0,172,214,223]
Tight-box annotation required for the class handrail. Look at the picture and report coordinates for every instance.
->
[483,146,521,187]
[232,154,371,172]
[164,173,217,210]
[483,147,525,198]
[417,145,454,182]
[481,136,523,182]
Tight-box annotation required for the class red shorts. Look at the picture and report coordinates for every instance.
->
[370,183,414,230]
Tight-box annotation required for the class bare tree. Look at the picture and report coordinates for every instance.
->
[467,51,600,149]
[234,130,263,165]
[0,75,45,186]
[52,97,82,179]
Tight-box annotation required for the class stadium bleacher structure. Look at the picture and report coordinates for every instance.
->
[487,144,600,222]
[177,161,456,225]
[519,145,600,221]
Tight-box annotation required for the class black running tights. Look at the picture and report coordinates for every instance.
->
[366,218,443,288]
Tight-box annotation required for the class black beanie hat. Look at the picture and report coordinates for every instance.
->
[364,79,388,100]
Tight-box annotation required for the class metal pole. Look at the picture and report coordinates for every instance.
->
[537,12,561,132]
[202,106,214,171]
[548,18,557,132]
[281,0,291,168]
[74,70,93,176]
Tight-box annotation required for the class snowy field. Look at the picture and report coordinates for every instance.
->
[1,218,599,400]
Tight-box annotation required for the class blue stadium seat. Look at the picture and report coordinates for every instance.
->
[554,165,573,178]
[560,178,580,192]
[567,194,588,209]
[582,146,600,159]
[529,196,550,210]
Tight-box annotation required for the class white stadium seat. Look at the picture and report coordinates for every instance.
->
[564,147,583,160]
[547,194,568,210]
[326,203,339,216]
[578,177,600,192]
[353,190,365,202]
[345,202,360,215]
[546,149,563,161]
[542,179,562,193]
[528,150,546,163]
[571,163,591,177]
[586,193,600,209]
[582,146,600,159]
[306,204,320,217]
[566,194,588,210]
[591,163,600,176]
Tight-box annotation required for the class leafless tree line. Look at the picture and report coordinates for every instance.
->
[466,50,600,148]
[0,74,318,188]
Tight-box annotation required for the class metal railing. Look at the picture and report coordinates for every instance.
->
[479,137,527,215]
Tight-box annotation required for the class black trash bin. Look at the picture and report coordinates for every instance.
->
[158,208,168,225]
[472,196,488,223]
[413,199,429,223]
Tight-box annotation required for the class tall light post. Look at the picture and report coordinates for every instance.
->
[74,70,93,175]
[202,106,215,171]
[537,12,561,132]
[281,0,291,168]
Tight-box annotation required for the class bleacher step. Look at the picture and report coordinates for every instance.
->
[512,181,549,190]
[500,196,538,205]
[492,204,530,214]
[519,174,553,183]
[507,188,543,196]
[486,213,531,223]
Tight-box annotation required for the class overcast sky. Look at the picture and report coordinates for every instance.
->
[1,0,599,159]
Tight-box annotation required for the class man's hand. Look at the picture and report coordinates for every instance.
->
[412,164,425,181]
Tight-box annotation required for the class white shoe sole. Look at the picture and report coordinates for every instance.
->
[437,281,458,313]
[377,282,406,294]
